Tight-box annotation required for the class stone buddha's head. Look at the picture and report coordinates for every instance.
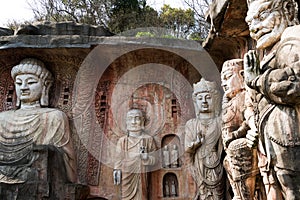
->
[11,58,53,108]
[246,0,298,49]
[126,108,145,135]
[221,59,244,99]
[193,78,221,117]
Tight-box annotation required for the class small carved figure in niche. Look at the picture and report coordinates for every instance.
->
[244,0,300,199]
[114,108,157,200]
[170,180,177,197]
[170,144,179,168]
[185,78,225,200]
[163,145,170,168]
[221,59,261,200]
[164,180,170,197]
[0,58,77,184]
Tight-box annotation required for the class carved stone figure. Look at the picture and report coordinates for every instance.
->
[171,144,179,168]
[221,59,260,200]
[171,180,177,197]
[185,78,225,200]
[244,0,300,199]
[163,145,170,168]
[114,108,157,200]
[0,58,77,184]
[0,58,88,199]
[164,180,170,197]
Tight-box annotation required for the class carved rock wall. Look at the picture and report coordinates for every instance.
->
[204,0,251,70]
[0,22,220,199]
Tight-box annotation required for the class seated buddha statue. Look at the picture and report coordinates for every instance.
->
[0,58,77,184]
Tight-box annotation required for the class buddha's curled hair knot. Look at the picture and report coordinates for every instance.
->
[11,58,53,83]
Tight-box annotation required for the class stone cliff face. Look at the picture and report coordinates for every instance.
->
[2,21,113,36]
[203,0,250,70]
[0,21,216,199]
[0,2,255,197]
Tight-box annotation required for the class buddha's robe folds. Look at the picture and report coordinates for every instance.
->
[115,134,156,200]
[0,108,77,183]
[185,118,225,200]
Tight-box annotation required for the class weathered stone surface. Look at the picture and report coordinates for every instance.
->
[0,27,13,36]
[82,41,209,199]
[16,21,114,36]
[204,0,250,69]
[0,24,221,199]
[0,146,89,200]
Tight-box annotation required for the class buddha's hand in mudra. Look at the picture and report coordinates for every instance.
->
[139,146,148,160]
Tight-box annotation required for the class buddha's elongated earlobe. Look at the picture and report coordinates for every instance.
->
[40,80,52,106]
[16,95,20,107]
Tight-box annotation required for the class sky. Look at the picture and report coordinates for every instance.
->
[0,0,187,28]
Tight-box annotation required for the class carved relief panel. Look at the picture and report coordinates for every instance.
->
[82,47,199,199]
[0,34,221,199]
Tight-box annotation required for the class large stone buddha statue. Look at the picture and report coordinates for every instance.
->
[0,58,77,184]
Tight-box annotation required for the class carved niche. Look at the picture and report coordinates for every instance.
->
[163,173,179,198]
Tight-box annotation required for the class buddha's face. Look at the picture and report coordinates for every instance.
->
[246,0,288,49]
[221,68,244,99]
[15,74,43,104]
[126,109,144,133]
[195,92,212,113]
